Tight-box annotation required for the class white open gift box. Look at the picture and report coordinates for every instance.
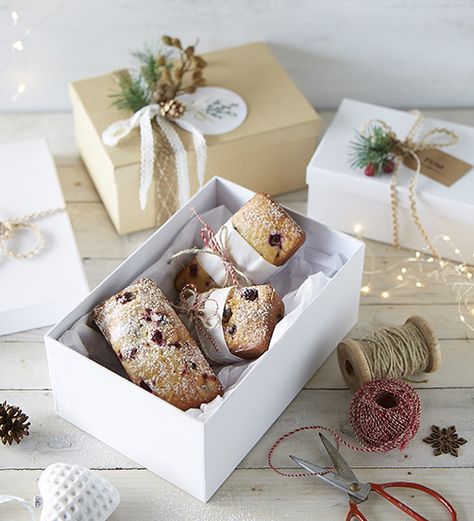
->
[307,99,474,261]
[44,177,364,502]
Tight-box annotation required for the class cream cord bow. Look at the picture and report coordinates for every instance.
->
[0,208,65,260]
[0,494,41,520]
[363,111,458,258]
[102,104,207,211]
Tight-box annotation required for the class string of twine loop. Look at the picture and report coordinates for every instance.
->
[0,207,65,260]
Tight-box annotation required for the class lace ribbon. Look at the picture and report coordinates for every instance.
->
[101,104,207,211]
[0,207,65,259]
[362,111,458,258]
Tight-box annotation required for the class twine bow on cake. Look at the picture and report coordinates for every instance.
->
[353,111,459,258]
[168,208,251,287]
[174,283,222,354]
[0,208,65,260]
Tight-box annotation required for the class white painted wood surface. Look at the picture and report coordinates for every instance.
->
[1,1,474,111]
[1,109,474,519]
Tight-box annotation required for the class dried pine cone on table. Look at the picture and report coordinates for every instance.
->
[0,400,30,445]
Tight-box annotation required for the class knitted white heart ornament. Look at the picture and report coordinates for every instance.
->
[38,463,120,521]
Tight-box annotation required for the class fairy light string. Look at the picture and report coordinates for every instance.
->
[3,2,64,102]
[354,224,474,332]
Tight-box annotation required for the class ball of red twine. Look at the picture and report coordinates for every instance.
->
[349,378,421,451]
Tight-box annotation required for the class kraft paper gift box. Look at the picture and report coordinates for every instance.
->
[44,177,364,502]
[306,99,474,262]
[69,42,321,235]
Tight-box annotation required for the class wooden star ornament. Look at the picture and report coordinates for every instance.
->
[423,425,467,457]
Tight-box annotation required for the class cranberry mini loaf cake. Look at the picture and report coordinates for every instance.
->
[231,192,305,266]
[175,193,305,292]
[92,277,222,411]
[222,284,284,359]
[174,258,218,294]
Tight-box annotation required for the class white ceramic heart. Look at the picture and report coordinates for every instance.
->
[38,463,120,521]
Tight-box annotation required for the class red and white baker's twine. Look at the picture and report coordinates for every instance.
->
[268,379,421,478]
[190,208,240,287]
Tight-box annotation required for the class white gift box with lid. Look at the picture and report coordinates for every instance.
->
[306,99,474,261]
[44,177,364,502]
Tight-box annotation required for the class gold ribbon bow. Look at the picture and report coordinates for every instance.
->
[362,111,458,258]
[0,208,65,260]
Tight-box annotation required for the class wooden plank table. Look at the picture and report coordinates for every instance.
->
[1,110,473,520]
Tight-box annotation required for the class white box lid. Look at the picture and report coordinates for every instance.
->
[307,99,474,224]
[0,138,89,334]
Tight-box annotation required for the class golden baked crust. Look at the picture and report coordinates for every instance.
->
[92,277,222,411]
[222,284,284,359]
[231,193,305,266]
[175,258,217,293]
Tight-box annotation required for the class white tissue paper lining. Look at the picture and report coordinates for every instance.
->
[60,204,345,421]
[196,218,282,285]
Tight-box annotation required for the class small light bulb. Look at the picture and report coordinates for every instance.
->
[353,224,362,234]
[415,281,423,288]
[396,275,403,281]
[361,285,370,294]
[454,248,460,255]
[11,10,19,24]
[460,315,465,322]
[467,272,473,279]
[443,235,450,241]
[427,257,434,263]
[17,83,26,94]
[12,40,24,51]
[415,251,421,258]
[401,267,407,274]
[460,266,466,272]
[381,291,390,299]
[440,261,446,268]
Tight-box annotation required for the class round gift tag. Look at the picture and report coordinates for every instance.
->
[175,87,247,136]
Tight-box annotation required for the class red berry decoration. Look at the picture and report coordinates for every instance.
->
[383,159,396,174]
[364,164,376,177]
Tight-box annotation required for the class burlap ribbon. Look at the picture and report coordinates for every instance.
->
[363,111,458,257]
[102,103,207,225]
[0,207,65,260]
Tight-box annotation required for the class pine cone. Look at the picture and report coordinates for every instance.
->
[0,401,30,445]
[160,99,186,120]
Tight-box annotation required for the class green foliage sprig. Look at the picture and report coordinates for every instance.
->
[110,36,207,113]
[350,124,398,176]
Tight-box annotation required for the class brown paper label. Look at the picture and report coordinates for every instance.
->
[403,149,472,187]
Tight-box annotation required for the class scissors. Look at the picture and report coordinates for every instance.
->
[290,434,457,521]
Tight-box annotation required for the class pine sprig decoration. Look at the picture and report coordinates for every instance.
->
[111,36,207,114]
[350,123,398,177]
[0,401,30,445]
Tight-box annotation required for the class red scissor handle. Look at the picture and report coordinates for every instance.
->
[345,481,457,521]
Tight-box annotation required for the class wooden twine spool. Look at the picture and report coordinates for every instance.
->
[337,315,441,392]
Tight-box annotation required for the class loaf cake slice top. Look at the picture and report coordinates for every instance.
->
[92,277,222,411]
[231,193,305,266]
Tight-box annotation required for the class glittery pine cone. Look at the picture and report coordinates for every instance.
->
[159,99,186,120]
[0,401,30,445]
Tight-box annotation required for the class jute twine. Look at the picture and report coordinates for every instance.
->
[0,207,65,260]
[337,315,441,392]
[362,111,458,258]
